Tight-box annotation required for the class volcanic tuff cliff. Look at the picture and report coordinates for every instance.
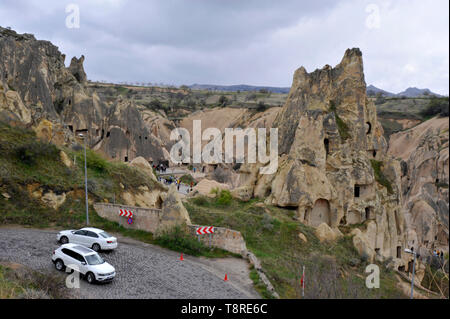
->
[236,49,410,265]
[389,117,449,257]
[0,26,171,163]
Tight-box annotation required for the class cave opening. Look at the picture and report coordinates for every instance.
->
[324,138,330,156]
[354,185,360,198]
[365,207,371,220]
[366,122,372,134]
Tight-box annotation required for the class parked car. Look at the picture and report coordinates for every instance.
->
[52,243,116,284]
[56,227,118,251]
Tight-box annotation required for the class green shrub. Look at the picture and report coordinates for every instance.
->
[335,114,351,141]
[370,160,394,194]
[75,149,108,173]
[436,182,449,189]
[192,196,209,206]
[180,174,195,185]
[215,190,232,206]
[420,97,449,118]
[329,101,351,141]
[218,95,229,107]
[256,101,267,112]
[15,142,59,166]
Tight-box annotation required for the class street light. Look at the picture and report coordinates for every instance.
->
[404,248,417,299]
[78,133,89,225]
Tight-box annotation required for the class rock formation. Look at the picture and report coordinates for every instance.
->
[159,184,192,232]
[238,49,408,264]
[0,27,170,164]
[389,116,449,257]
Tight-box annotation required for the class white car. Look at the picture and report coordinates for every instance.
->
[52,243,116,284]
[56,227,118,251]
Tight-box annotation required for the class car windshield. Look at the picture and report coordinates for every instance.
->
[99,232,111,238]
[85,254,105,265]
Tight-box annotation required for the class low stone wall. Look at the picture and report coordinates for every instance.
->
[246,251,280,299]
[187,224,248,256]
[93,203,162,233]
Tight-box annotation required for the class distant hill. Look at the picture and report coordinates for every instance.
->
[189,83,444,98]
[188,84,291,94]
[396,87,442,98]
[367,85,443,98]
[366,85,395,97]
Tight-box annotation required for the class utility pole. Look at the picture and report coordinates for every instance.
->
[302,266,305,298]
[404,248,416,299]
[79,133,89,225]
[410,251,416,299]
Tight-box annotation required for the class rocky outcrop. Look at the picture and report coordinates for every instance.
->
[129,156,157,182]
[389,116,449,257]
[239,49,406,263]
[189,179,230,197]
[315,223,343,242]
[159,184,192,232]
[0,27,170,164]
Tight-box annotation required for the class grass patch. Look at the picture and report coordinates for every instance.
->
[0,264,70,299]
[185,196,406,298]
[116,86,129,96]
[249,266,275,299]
[370,160,394,194]
[154,225,234,258]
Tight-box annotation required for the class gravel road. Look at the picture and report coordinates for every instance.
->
[0,227,258,299]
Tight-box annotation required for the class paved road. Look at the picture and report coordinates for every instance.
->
[0,227,257,299]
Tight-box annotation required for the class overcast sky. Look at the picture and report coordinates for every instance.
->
[1,0,448,94]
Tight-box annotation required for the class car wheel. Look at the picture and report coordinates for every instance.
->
[86,272,96,284]
[60,236,69,244]
[55,259,65,271]
[92,243,100,252]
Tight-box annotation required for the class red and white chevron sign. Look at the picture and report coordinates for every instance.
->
[196,226,214,235]
[119,209,133,218]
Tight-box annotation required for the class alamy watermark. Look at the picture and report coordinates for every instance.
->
[65,3,80,29]
[169,120,278,174]
[365,4,381,29]
[65,264,80,289]
[365,264,380,288]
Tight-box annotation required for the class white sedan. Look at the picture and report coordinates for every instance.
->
[57,227,118,251]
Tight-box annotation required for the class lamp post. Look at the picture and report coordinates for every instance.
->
[78,133,89,225]
[404,248,416,299]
